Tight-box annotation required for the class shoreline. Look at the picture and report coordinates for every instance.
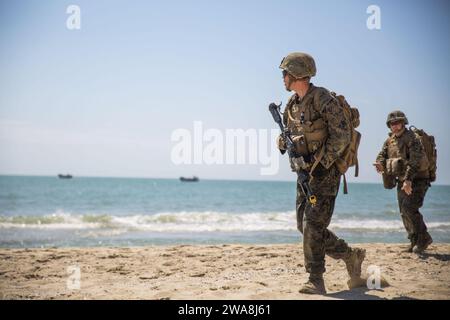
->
[1,243,449,300]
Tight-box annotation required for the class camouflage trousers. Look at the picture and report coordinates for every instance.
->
[296,164,352,275]
[397,179,430,245]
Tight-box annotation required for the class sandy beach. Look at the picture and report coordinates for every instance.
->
[0,243,449,300]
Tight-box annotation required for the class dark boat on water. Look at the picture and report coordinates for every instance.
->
[179,176,199,182]
[58,174,73,179]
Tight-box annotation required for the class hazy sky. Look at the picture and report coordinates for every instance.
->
[1,0,449,184]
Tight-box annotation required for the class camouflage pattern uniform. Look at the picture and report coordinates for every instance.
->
[278,52,365,294]
[376,128,432,251]
[283,84,357,275]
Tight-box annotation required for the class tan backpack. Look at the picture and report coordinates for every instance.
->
[410,126,437,182]
[310,91,361,194]
[331,93,361,178]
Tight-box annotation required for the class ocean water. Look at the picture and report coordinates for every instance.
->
[0,175,449,248]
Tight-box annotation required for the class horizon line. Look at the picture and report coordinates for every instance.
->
[0,173,449,186]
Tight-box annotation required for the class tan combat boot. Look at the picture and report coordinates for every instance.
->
[344,248,366,289]
[344,248,366,278]
[299,274,326,295]
[403,242,414,253]
[413,232,433,254]
[403,235,417,253]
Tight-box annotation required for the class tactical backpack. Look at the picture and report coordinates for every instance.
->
[310,91,361,194]
[410,126,437,182]
[331,93,361,177]
[334,93,361,194]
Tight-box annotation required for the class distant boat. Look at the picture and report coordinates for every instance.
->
[179,176,199,182]
[58,174,73,179]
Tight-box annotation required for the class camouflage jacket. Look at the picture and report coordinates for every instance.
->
[376,128,429,181]
[282,83,351,171]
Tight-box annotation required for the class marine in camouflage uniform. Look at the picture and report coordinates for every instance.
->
[375,111,433,253]
[277,53,366,295]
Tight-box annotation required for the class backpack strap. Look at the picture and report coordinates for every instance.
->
[309,88,332,181]
[309,144,326,181]
[313,89,323,112]
[342,174,348,194]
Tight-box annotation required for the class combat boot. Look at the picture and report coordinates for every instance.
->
[299,274,326,295]
[406,234,418,253]
[344,248,366,278]
[403,238,416,253]
[403,244,414,253]
[413,232,433,254]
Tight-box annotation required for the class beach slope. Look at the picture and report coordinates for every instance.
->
[1,243,449,300]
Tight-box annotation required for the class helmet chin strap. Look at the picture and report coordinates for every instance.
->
[285,76,294,92]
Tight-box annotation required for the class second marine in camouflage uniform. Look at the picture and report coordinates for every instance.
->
[277,53,366,294]
[375,111,433,253]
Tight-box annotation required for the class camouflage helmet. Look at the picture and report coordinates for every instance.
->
[279,52,316,79]
[386,110,409,128]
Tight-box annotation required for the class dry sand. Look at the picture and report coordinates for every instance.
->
[0,243,449,300]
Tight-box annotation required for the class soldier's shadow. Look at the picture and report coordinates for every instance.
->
[418,252,450,261]
[325,287,418,300]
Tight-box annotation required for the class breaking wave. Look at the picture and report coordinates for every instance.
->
[1,211,450,233]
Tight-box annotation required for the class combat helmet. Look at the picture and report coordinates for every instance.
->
[386,110,409,128]
[279,52,316,79]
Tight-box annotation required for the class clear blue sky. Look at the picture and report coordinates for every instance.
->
[0,0,449,184]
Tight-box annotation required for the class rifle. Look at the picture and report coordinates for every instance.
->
[269,102,317,206]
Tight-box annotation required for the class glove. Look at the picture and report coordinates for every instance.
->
[276,135,287,154]
[290,156,312,172]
